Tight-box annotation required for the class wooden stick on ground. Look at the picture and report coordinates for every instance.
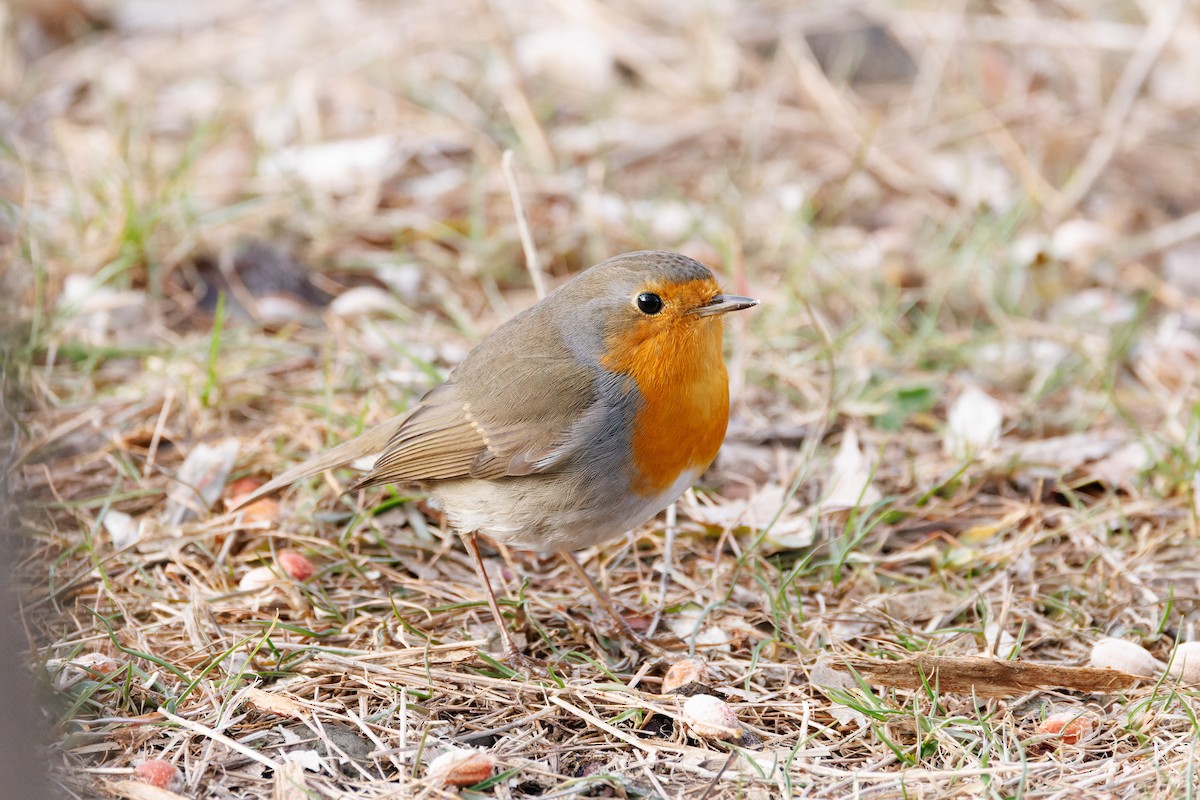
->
[830,655,1142,698]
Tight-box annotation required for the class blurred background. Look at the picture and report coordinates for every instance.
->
[7,0,1198,519]
[6,0,1199,316]
[5,0,1200,796]
[5,0,1198,433]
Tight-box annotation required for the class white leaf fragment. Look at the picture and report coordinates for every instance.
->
[944,386,1003,461]
[683,484,813,551]
[162,439,241,525]
[102,509,142,549]
[260,135,398,194]
[668,609,731,653]
[823,428,881,510]
[515,26,616,96]
[281,748,325,772]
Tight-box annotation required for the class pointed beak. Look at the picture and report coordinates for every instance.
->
[692,294,759,317]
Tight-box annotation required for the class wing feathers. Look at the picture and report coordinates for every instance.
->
[235,350,609,503]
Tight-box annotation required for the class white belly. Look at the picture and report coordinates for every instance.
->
[430,468,701,552]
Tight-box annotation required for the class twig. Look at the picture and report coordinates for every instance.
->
[486,1,555,171]
[157,707,282,770]
[788,38,923,197]
[1052,0,1187,220]
[904,0,969,127]
[142,388,174,478]
[646,502,677,639]
[831,655,1142,697]
[502,150,546,300]
[696,751,737,800]
[1117,207,1200,262]
[548,695,660,755]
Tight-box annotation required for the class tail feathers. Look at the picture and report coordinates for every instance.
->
[228,413,412,511]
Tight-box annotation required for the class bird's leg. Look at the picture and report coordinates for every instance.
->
[645,502,677,639]
[461,531,540,672]
[559,549,673,658]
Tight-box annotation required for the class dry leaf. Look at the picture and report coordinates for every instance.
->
[1003,431,1127,476]
[516,26,616,96]
[823,427,881,509]
[101,509,142,549]
[669,610,731,653]
[107,779,188,800]
[1088,441,1152,487]
[162,439,241,526]
[682,484,813,551]
[240,687,308,718]
[1050,219,1110,267]
[273,761,310,800]
[260,135,398,194]
[1050,288,1136,329]
[281,749,324,772]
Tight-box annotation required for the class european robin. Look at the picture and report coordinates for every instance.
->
[233,250,757,667]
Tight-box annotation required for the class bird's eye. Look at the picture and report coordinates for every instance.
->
[635,292,663,315]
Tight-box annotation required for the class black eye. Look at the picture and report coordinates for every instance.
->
[636,292,663,315]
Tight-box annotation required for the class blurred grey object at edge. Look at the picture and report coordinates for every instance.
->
[1,312,52,798]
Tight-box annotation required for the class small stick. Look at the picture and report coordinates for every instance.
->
[502,150,546,300]
[142,388,175,478]
[1118,207,1200,262]
[1051,0,1186,220]
[646,502,677,639]
[830,655,1142,697]
[157,707,282,770]
[549,696,661,755]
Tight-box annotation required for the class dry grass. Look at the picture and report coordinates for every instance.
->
[6,0,1200,797]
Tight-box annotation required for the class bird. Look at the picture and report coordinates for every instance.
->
[232,250,757,668]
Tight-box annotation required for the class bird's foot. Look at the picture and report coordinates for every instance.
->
[495,642,550,677]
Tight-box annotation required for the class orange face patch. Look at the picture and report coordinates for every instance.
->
[600,277,731,495]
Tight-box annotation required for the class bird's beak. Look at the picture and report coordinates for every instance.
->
[692,294,759,317]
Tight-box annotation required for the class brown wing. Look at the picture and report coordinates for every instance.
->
[349,322,602,491]
[349,383,487,488]
[234,289,607,505]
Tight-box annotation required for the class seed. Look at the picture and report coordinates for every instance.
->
[1036,711,1094,744]
[427,748,494,787]
[239,566,279,592]
[277,550,316,581]
[135,759,182,791]
[682,694,742,741]
[1089,638,1161,678]
[662,659,707,696]
[1167,642,1200,684]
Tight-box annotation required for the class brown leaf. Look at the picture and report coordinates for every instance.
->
[240,687,308,718]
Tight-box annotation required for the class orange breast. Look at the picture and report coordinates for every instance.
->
[603,314,730,496]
